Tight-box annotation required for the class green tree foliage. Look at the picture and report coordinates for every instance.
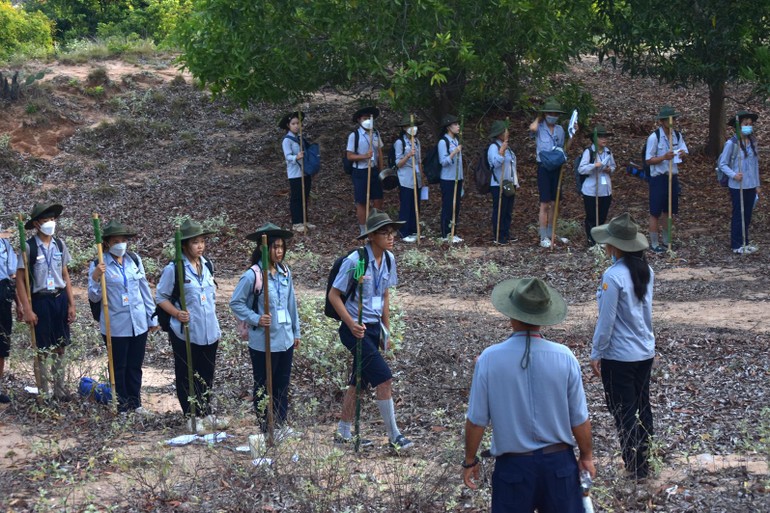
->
[175,0,596,120]
[0,0,53,60]
[596,0,770,156]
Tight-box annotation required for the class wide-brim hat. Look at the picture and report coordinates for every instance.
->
[246,222,294,242]
[590,212,649,252]
[491,278,567,326]
[352,106,380,122]
[378,166,399,191]
[357,208,405,240]
[178,219,216,241]
[587,124,613,138]
[102,220,137,239]
[727,110,758,126]
[440,114,459,128]
[657,106,680,119]
[488,120,508,139]
[25,202,63,229]
[279,111,304,130]
[397,114,424,127]
[539,98,566,114]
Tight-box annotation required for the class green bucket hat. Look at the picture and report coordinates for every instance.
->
[440,114,459,129]
[278,111,304,130]
[357,208,405,240]
[727,110,758,126]
[25,202,63,229]
[397,114,423,127]
[657,106,680,119]
[178,219,216,241]
[102,220,137,239]
[491,278,567,326]
[586,124,614,138]
[488,120,508,139]
[539,97,566,114]
[245,222,294,242]
[590,213,649,252]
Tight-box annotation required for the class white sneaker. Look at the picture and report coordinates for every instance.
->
[401,235,417,243]
[292,224,306,233]
[133,406,152,417]
[746,244,758,253]
[540,238,552,248]
[733,247,746,254]
[452,235,463,243]
[306,223,317,229]
[558,237,569,244]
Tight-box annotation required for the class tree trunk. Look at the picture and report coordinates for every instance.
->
[706,81,726,157]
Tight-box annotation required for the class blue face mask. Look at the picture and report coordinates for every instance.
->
[741,125,753,136]
[545,115,558,125]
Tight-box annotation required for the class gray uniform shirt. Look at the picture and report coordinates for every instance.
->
[578,145,616,197]
[645,127,688,177]
[438,135,463,181]
[718,136,760,189]
[395,136,422,189]
[347,127,382,169]
[332,244,397,325]
[17,236,71,293]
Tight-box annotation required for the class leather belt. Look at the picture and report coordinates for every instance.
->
[499,442,571,458]
[32,289,63,298]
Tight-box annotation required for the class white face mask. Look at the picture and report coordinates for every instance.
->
[109,242,128,257]
[406,126,418,136]
[361,118,374,130]
[39,220,56,236]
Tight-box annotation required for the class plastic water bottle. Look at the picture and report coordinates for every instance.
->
[580,470,595,513]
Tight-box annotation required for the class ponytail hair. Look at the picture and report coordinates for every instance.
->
[622,250,651,302]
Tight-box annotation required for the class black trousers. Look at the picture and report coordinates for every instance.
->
[440,179,463,238]
[583,194,612,245]
[729,187,756,249]
[103,332,147,412]
[289,175,312,225]
[169,330,218,417]
[398,185,420,237]
[249,346,294,431]
[600,358,654,475]
[490,186,515,243]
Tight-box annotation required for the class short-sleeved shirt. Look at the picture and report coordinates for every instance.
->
[438,135,463,181]
[395,136,422,189]
[487,141,516,185]
[347,127,382,169]
[533,123,565,162]
[155,255,221,345]
[466,332,588,456]
[282,132,303,179]
[645,127,688,177]
[0,238,18,282]
[718,137,760,189]
[578,145,616,197]
[332,244,397,324]
[17,236,71,293]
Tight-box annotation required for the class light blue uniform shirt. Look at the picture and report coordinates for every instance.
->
[17,236,71,293]
[156,256,220,345]
[438,135,463,181]
[395,136,422,189]
[0,238,18,282]
[347,127,382,169]
[578,145,616,197]
[229,263,300,352]
[591,258,655,362]
[645,128,688,177]
[533,123,565,162]
[487,141,516,185]
[87,252,157,337]
[718,136,760,189]
[282,132,303,179]
[466,332,589,456]
[331,244,397,325]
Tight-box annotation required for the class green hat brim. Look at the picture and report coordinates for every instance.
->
[25,203,63,230]
[491,278,567,326]
[590,225,649,252]
[246,222,294,242]
[357,220,405,240]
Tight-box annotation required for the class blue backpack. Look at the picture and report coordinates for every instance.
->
[284,134,320,176]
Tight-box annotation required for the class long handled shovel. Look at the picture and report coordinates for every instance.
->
[92,214,117,412]
[298,112,308,232]
[175,228,197,433]
[365,126,374,222]
[261,235,275,446]
[667,116,674,254]
[495,119,510,244]
[736,115,747,252]
[450,116,464,243]
[16,215,42,401]
[353,256,366,452]
[409,114,421,245]
[550,111,578,248]
[593,128,600,230]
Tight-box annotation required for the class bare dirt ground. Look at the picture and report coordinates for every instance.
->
[0,54,769,512]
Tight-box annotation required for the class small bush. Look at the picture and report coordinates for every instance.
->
[87,66,109,86]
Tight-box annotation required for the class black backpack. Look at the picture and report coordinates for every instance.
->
[572,147,595,194]
[324,248,392,321]
[27,237,64,287]
[88,252,141,321]
[342,129,380,175]
[153,258,214,332]
[421,136,449,185]
[474,142,500,195]
[387,134,407,169]
[641,127,680,181]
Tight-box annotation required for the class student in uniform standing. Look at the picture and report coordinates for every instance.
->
[393,114,424,243]
[487,120,518,245]
[328,209,413,451]
[347,106,384,234]
[16,203,76,400]
[280,111,316,233]
[230,223,300,438]
[577,125,616,246]
[718,110,761,254]
[88,220,158,415]
[438,114,464,242]
[156,219,224,431]
[0,226,22,403]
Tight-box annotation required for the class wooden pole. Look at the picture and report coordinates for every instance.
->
[365,126,374,222]
[409,114,421,245]
[550,130,575,248]
[736,115,747,251]
[16,215,42,400]
[667,116,674,253]
[175,229,196,432]
[495,120,509,244]
[92,214,117,412]
[261,234,275,446]
[298,113,308,232]
[450,116,463,243]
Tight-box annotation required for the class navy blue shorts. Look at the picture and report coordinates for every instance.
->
[339,323,392,388]
[0,280,11,358]
[352,167,383,204]
[31,291,71,350]
[649,174,679,217]
[537,163,560,203]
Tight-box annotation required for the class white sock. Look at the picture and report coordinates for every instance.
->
[376,399,401,442]
[337,420,352,438]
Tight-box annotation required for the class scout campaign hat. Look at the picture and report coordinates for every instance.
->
[586,124,613,138]
[440,114,459,129]
[245,222,294,242]
[727,110,759,126]
[397,114,424,127]
[539,98,566,114]
[278,111,305,130]
[352,106,380,122]
[488,120,508,139]
[591,212,649,252]
[178,219,216,241]
[102,220,138,239]
[491,277,567,326]
[357,208,405,240]
[657,106,680,119]
[25,202,63,229]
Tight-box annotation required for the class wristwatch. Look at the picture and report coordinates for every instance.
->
[461,456,480,469]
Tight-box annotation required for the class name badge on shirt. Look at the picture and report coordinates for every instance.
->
[122,293,130,307]
[277,309,289,324]
[371,296,383,311]
[600,175,608,185]
[46,275,56,291]
[200,293,207,305]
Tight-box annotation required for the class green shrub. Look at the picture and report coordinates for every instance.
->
[0,1,53,62]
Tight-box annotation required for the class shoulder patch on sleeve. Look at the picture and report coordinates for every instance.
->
[602,283,608,291]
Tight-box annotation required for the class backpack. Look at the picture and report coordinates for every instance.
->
[387,134,407,169]
[474,142,500,195]
[235,264,265,341]
[421,136,449,185]
[572,147,595,194]
[715,135,739,187]
[153,257,215,333]
[88,252,141,322]
[27,237,64,288]
[284,134,321,176]
[641,127,681,181]
[324,248,392,321]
